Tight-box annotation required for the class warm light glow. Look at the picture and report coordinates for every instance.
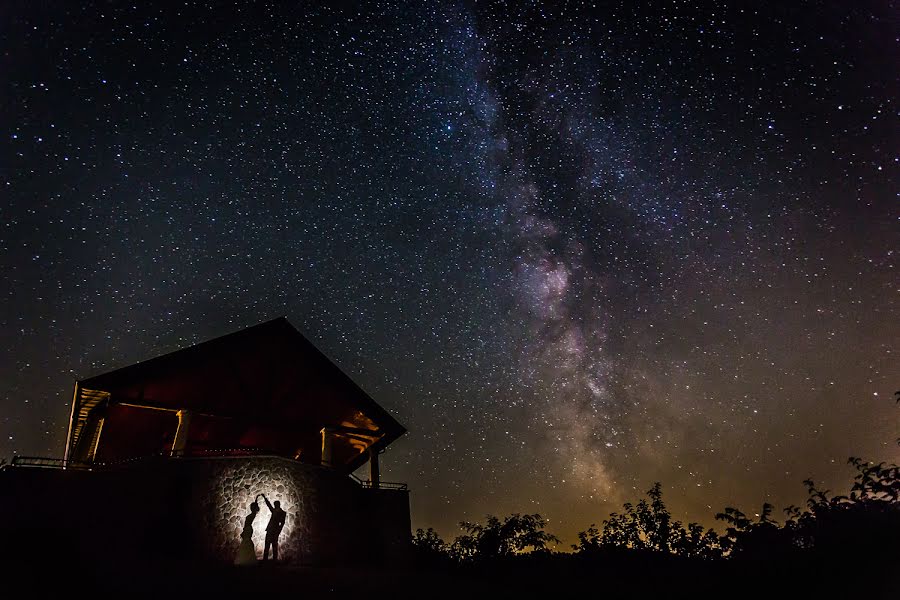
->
[338,419,380,453]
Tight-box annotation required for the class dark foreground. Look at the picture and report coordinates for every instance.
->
[3,553,898,599]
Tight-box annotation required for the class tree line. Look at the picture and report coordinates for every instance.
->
[411,393,899,591]
[414,457,898,563]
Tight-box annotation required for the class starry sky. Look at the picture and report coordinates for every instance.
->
[1,1,897,545]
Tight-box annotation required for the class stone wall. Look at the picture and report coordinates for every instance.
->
[191,457,310,564]
[0,456,410,567]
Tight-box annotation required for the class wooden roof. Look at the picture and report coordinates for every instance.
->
[68,318,405,472]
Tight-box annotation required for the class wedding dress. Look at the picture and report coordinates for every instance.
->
[234,511,258,565]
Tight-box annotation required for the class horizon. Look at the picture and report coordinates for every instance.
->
[2,1,897,551]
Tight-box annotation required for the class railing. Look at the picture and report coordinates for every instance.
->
[7,456,93,470]
[360,480,408,491]
[174,447,275,458]
[5,448,277,471]
[6,453,408,490]
[349,472,408,490]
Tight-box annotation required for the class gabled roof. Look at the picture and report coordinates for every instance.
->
[70,318,405,472]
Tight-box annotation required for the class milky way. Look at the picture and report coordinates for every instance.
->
[1,2,897,544]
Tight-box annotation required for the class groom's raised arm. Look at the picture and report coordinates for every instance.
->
[262,494,273,511]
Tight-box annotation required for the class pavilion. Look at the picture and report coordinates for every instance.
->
[0,318,411,566]
[64,317,406,484]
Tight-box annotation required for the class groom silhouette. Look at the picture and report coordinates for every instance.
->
[260,494,287,562]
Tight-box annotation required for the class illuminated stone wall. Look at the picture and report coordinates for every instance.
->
[198,458,310,563]
[185,456,410,566]
[0,455,410,568]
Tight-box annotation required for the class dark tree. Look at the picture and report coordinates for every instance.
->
[574,482,721,558]
[450,513,559,562]
[412,527,451,567]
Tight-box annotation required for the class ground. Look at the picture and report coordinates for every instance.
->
[5,555,897,599]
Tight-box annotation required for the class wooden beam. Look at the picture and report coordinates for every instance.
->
[63,381,80,465]
[116,400,225,419]
[323,425,382,438]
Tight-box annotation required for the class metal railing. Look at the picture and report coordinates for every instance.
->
[360,480,408,491]
[349,472,408,490]
[6,448,277,471]
[173,447,275,458]
[6,453,408,491]
[7,456,93,470]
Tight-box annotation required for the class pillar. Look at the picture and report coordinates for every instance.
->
[320,427,334,467]
[63,381,81,465]
[170,409,192,456]
[369,447,380,489]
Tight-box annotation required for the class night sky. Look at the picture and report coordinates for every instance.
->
[2,1,897,545]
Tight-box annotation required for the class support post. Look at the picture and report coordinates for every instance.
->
[369,447,380,489]
[320,427,334,467]
[170,409,192,456]
[63,381,81,466]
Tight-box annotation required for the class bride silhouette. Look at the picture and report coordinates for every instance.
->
[234,499,260,565]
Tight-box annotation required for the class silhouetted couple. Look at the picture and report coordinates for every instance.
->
[234,494,287,565]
